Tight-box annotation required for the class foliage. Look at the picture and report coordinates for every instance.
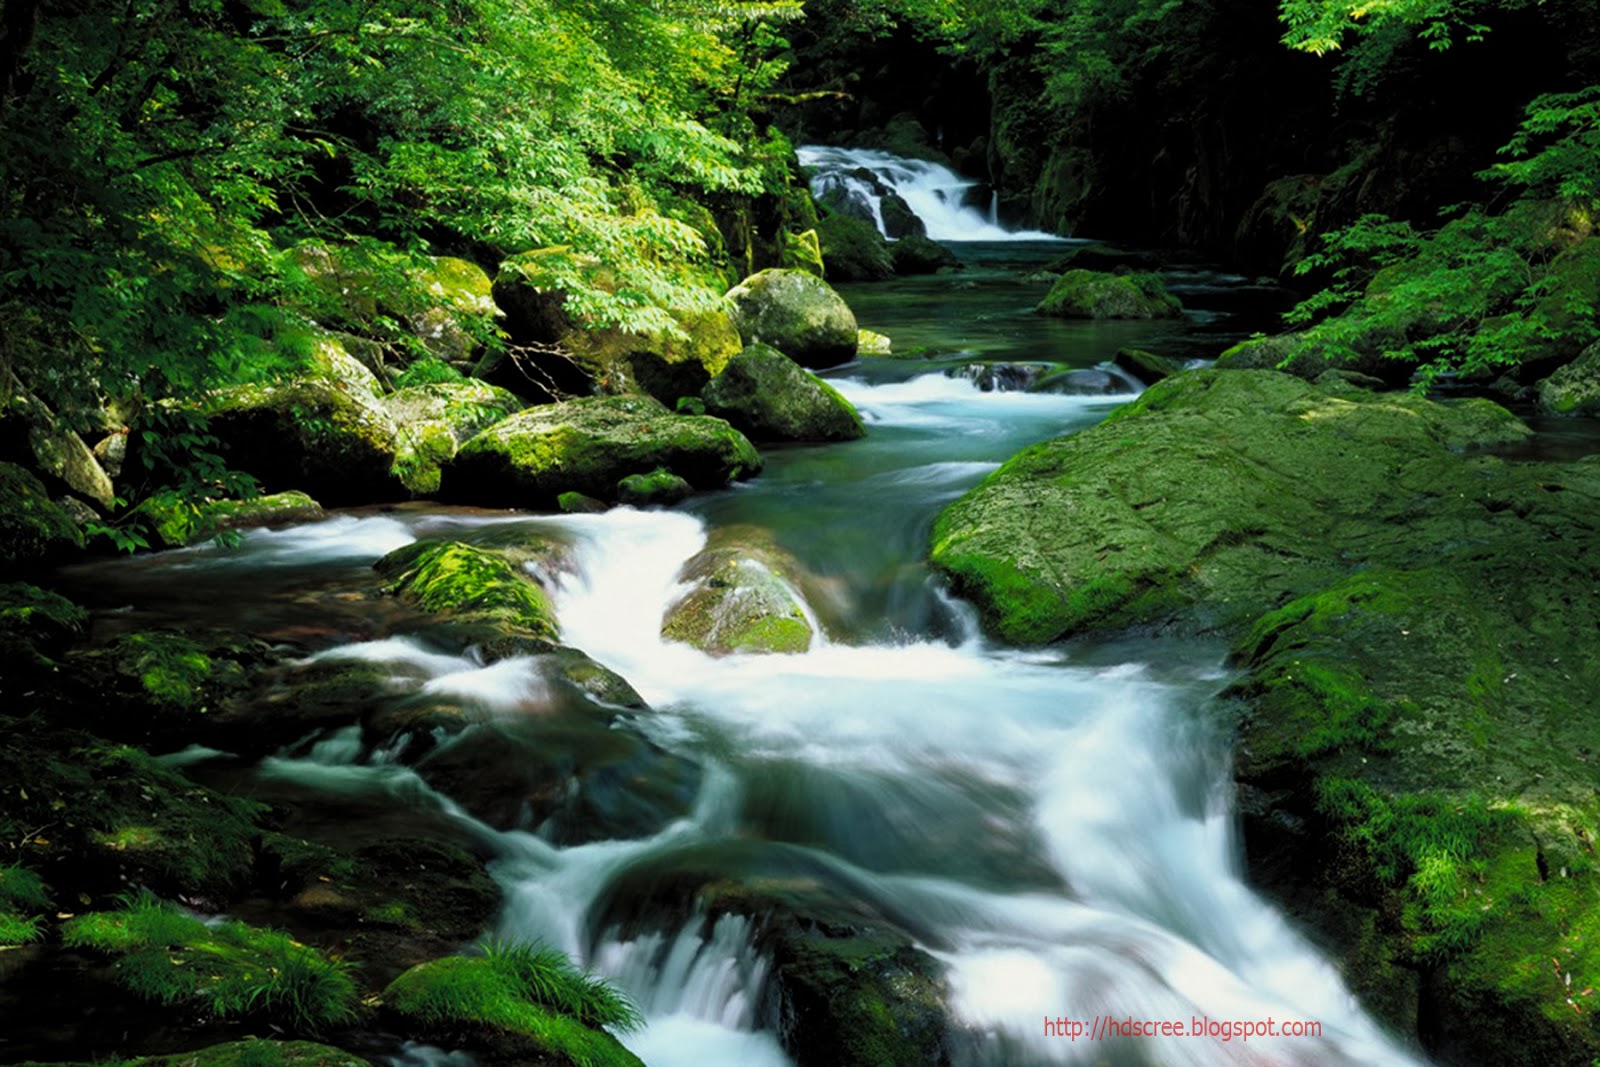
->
[1282,85,1600,383]
[0,863,49,946]
[0,0,805,515]
[63,893,360,1033]
[393,359,466,389]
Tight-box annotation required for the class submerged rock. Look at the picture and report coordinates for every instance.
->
[725,269,860,368]
[1035,269,1182,319]
[1112,347,1183,385]
[441,395,761,508]
[947,361,1058,393]
[702,343,865,443]
[661,528,816,655]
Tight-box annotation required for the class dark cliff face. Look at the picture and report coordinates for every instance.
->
[780,0,1600,275]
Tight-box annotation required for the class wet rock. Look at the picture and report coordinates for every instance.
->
[661,528,816,656]
[1035,269,1182,319]
[702,344,865,443]
[441,395,761,508]
[725,269,860,368]
[889,234,959,276]
[879,193,925,239]
[0,583,86,682]
[1032,367,1132,395]
[1112,347,1183,385]
[1044,243,1160,273]
[616,467,692,507]
[817,213,895,282]
[947,362,1056,393]
[376,539,559,642]
[857,329,894,356]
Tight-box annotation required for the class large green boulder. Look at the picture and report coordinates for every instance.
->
[889,234,959,276]
[661,528,816,656]
[204,337,402,504]
[381,380,525,494]
[1536,339,1600,416]
[409,255,499,364]
[816,213,894,282]
[930,368,1530,645]
[0,461,83,575]
[1034,269,1182,319]
[376,539,558,642]
[139,490,325,548]
[702,344,865,443]
[725,269,860,369]
[441,395,761,508]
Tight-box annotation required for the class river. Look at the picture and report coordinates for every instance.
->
[54,156,1423,1067]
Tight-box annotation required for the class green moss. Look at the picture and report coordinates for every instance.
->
[1035,270,1182,319]
[0,461,84,574]
[376,539,558,640]
[132,1039,371,1067]
[0,859,47,944]
[661,546,815,655]
[63,894,360,1033]
[384,943,643,1067]
[930,552,1073,646]
[616,467,692,507]
[815,213,893,281]
[0,582,86,671]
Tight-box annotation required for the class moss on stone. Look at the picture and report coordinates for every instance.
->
[1035,269,1182,319]
[661,532,816,655]
[816,213,894,282]
[376,539,558,641]
[0,461,83,574]
[701,343,865,443]
[725,269,860,369]
[0,582,86,673]
[615,467,692,507]
[441,395,761,508]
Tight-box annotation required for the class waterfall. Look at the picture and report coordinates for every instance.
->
[797,145,1062,242]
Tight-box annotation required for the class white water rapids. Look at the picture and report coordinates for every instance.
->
[207,370,1431,1067]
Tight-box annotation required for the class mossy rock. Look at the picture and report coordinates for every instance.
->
[0,461,83,575]
[1229,560,1600,1062]
[929,369,1533,644]
[856,330,894,357]
[725,269,860,369]
[139,491,325,549]
[1035,269,1182,319]
[889,234,959,276]
[382,380,525,494]
[1043,243,1159,274]
[561,308,745,406]
[1536,339,1600,416]
[205,369,402,505]
[376,539,558,641]
[0,582,86,679]
[8,387,115,508]
[0,718,264,905]
[816,213,894,282]
[780,228,826,277]
[661,527,816,656]
[409,255,499,364]
[615,467,692,507]
[441,395,761,508]
[382,950,645,1067]
[1112,347,1183,385]
[134,1040,371,1067]
[702,343,865,443]
[1215,329,1416,387]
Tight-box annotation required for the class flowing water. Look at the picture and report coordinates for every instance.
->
[54,217,1419,1065]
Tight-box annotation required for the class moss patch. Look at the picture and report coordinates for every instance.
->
[376,539,558,641]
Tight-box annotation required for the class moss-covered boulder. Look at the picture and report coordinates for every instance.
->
[1536,339,1600,416]
[0,461,83,575]
[1215,329,1416,387]
[382,380,525,494]
[701,344,865,443]
[725,269,860,369]
[441,395,761,508]
[382,946,645,1067]
[204,340,403,504]
[816,213,894,281]
[661,528,816,656]
[930,368,1531,644]
[615,467,692,507]
[0,583,85,681]
[560,308,746,406]
[376,539,558,642]
[0,717,263,904]
[410,255,499,364]
[139,490,325,549]
[1034,269,1182,319]
[5,386,115,509]
[1112,347,1183,385]
[889,234,959,275]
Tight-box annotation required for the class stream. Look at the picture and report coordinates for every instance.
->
[54,157,1425,1067]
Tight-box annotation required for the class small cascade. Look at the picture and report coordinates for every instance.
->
[797,144,1061,242]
